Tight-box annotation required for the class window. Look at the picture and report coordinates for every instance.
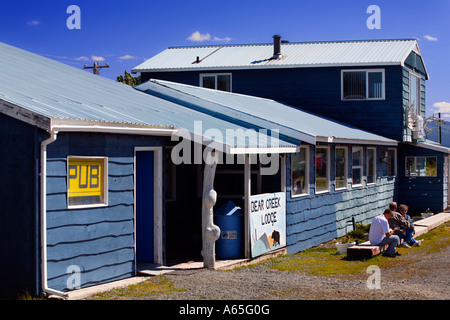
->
[352,147,363,186]
[387,148,397,177]
[405,157,437,177]
[165,147,176,201]
[291,146,309,197]
[342,69,385,100]
[315,146,330,193]
[367,148,376,185]
[200,73,232,92]
[409,73,421,114]
[335,147,347,190]
[67,157,108,208]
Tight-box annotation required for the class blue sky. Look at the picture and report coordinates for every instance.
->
[0,0,449,117]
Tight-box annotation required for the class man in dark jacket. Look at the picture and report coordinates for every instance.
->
[388,204,422,248]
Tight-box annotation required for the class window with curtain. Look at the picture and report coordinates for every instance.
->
[342,70,384,100]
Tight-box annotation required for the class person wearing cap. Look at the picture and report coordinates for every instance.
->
[369,209,401,257]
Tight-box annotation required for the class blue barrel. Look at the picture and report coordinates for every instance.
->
[214,201,244,259]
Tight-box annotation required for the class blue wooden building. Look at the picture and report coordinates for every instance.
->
[0,40,404,298]
[0,42,297,297]
[133,36,450,215]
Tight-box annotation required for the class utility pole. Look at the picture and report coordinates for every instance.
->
[83,62,109,75]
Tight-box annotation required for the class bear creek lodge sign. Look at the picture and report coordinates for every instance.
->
[249,192,286,258]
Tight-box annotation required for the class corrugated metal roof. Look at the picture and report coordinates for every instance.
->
[136,79,397,146]
[0,41,296,151]
[132,39,421,72]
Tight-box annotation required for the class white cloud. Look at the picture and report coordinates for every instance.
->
[91,55,105,62]
[27,20,40,26]
[75,56,90,61]
[213,36,231,42]
[188,31,211,42]
[424,35,438,41]
[119,54,137,60]
[187,31,231,42]
[433,101,450,113]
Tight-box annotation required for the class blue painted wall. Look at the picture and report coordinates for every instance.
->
[142,65,405,141]
[397,143,447,214]
[45,132,165,292]
[0,113,39,297]
[285,144,397,254]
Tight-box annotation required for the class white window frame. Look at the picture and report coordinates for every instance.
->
[409,72,422,115]
[315,146,330,194]
[387,148,397,177]
[341,69,385,101]
[366,147,377,185]
[352,147,364,187]
[67,156,108,209]
[405,156,437,177]
[335,146,348,190]
[200,73,232,92]
[291,146,310,198]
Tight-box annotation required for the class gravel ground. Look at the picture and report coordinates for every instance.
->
[119,243,449,301]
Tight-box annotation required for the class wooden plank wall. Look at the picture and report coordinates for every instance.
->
[142,65,405,141]
[45,132,165,292]
[285,144,397,254]
[0,113,39,297]
[397,143,447,214]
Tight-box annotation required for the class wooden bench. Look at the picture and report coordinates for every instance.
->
[346,212,450,258]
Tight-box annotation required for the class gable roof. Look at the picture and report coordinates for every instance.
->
[136,79,397,147]
[132,38,429,79]
[0,41,297,153]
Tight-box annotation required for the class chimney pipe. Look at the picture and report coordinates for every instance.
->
[273,35,282,59]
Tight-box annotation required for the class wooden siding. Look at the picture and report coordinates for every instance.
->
[397,144,447,214]
[0,113,39,297]
[45,132,165,292]
[286,144,397,254]
[142,65,405,141]
[402,67,426,141]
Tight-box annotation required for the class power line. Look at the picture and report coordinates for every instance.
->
[83,62,109,75]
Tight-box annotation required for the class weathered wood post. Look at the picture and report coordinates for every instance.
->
[201,150,220,269]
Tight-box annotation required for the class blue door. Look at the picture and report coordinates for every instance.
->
[136,151,154,262]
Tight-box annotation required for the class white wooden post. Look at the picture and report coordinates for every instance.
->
[201,151,220,269]
[244,154,251,258]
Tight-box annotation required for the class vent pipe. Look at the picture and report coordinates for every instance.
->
[273,35,282,59]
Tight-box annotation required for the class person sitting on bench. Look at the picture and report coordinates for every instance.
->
[369,209,401,257]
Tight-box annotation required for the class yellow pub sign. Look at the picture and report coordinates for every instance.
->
[67,157,107,207]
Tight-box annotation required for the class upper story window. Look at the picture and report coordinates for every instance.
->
[342,69,385,100]
[200,73,232,92]
[409,73,421,115]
